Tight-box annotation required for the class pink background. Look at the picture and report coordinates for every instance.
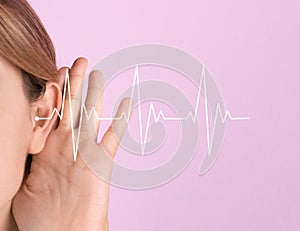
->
[29,0,300,230]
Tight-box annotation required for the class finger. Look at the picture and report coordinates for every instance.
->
[59,57,88,129]
[54,66,68,129]
[81,70,104,137]
[100,97,133,158]
[57,66,68,91]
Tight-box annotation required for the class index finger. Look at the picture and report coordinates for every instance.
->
[59,57,88,129]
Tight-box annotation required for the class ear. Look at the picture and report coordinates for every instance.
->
[27,81,62,154]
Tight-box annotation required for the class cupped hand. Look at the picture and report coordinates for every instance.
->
[12,58,131,231]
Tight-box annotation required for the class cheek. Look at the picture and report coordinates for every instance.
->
[0,98,32,208]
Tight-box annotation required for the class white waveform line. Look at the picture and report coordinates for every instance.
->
[36,65,250,160]
[36,69,80,160]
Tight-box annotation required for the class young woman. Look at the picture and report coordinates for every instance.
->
[0,0,130,230]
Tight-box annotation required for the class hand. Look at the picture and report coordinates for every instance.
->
[12,58,132,231]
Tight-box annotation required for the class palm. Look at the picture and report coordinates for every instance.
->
[12,58,131,231]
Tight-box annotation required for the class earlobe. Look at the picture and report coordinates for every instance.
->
[27,82,62,154]
[27,126,46,154]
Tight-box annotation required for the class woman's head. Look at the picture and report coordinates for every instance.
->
[0,0,61,211]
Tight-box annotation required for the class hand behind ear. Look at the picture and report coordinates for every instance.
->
[12,57,132,231]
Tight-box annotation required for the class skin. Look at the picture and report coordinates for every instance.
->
[0,56,131,230]
[0,54,31,230]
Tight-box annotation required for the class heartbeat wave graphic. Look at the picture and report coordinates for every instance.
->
[36,65,250,161]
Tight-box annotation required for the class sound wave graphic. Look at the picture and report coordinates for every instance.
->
[36,65,250,161]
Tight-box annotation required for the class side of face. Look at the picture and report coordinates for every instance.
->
[0,56,34,210]
[0,54,62,213]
